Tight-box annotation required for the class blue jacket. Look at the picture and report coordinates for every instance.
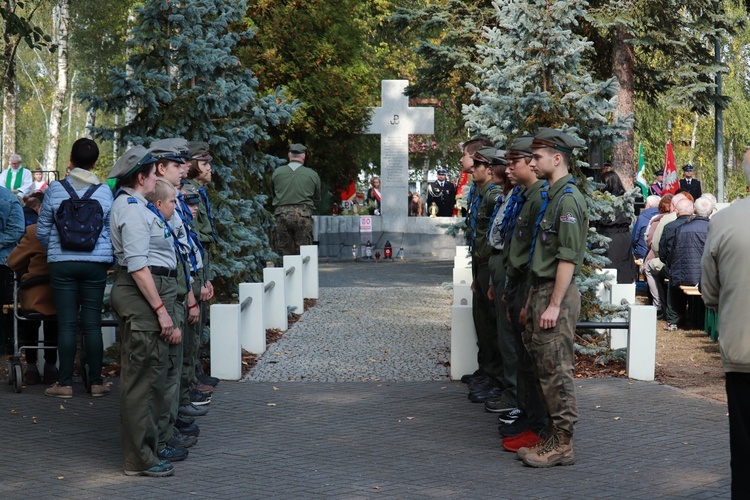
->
[0,186,24,265]
[37,169,114,264]
[631,206,659,260]
[671,216,709,286]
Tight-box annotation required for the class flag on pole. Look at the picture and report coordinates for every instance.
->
[635,143,649,198]
[662,140,679,195]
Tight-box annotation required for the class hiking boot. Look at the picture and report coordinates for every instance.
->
[179,403,208,417]
[124,460,174,477]
[90,384,111,397]
[467,377,492,392]
[522,429,575,468]
[168,433,197,448]
[502,430,542,452]
[45,383,73,399]
[175,421,200,437]
[468,386,504,403]
[484,400,517,414]
[461,369,485,384]
[25,367,41,385]
[176,414,195,425]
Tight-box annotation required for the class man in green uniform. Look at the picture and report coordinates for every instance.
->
[464,145,504,403]
[272,143,321,256]
[519,128,587,468]
[494,137,549,451]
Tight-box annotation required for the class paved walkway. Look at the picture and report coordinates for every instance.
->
[0,261,731,498]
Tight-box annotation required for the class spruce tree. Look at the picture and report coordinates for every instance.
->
[464,0,631,319]
[82,0,298,298]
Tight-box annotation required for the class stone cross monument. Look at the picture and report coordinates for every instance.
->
[366,80,434,233]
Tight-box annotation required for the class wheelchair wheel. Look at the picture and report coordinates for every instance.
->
[13,364,22,393]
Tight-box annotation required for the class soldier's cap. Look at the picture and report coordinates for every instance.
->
[531,128,586,154]
[683,164,694,172]
[151,138,190,160]
[189,141,213,162]
[470,146,497,165]
[289,143,307,154]
[505,136,534,159]
[437,168,447,175]
[108,146,157,179]
[181,183,201,204]
[491,150,508,167]
[149,144,185,164]
[656,169,665,176]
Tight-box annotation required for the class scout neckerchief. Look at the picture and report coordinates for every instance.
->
[147,202,190,291]
[492,186,526,247]
[198,186,218,243]
[465,183,482,251]
[5,166,23,190]
[527,178,576,269]
[176,192,206,282]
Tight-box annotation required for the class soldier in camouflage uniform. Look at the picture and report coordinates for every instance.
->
[517,128,587,468]
[272,143,321,256]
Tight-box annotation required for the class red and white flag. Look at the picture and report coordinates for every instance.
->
[662,140,679,195]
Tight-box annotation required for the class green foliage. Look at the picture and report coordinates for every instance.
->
[82,0,298,300]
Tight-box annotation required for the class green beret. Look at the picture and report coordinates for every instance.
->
[108,145,156,180]
[506,136,534,159]
[289,143,307,154]
[531,128,586,154]
[152,138,190,160]
[188,141,212,161]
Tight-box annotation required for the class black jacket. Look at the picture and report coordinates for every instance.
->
[670,216,709,286]
[679,178,702,199]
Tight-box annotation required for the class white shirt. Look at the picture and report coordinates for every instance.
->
[0,167,33,197]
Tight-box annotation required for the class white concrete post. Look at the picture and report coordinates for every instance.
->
[453,283,472,306]
[283,255,304,315]
[596,268,617,303]
[609,283,637,349]
[451,304,478,380]
[263,267,287,332]
[453,267,473,285]
[627,304,657,381]
[300,245,319,299]
[239,282,265,355]
[210,304,242,380]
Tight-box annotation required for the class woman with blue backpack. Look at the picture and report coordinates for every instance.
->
[36,138,114,399]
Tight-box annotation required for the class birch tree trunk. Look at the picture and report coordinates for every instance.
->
[44,0,69,172]
[2,0,18,168]
[124,7,137,149]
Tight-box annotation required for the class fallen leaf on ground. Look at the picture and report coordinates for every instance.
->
[614,417,621,420]
[272,386,279,391]
[10,409,17,414]
[266,403,277,407]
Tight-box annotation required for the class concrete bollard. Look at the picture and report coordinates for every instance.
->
[596,268,617,303]
[263,267,287,332]
[283,255,304,316]
[627,304,657,381]
[300,245,319,299]
[451,304,478,380]
[453,283,472,306]
[239,282,265,355]
[453,267,473,285]
[454,255,472,269]
[210,304,242,380]
[609,283,636,349]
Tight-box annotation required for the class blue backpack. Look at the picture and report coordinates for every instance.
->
[54,179,104,252]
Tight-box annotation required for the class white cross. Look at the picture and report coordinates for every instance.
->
[365,80,434,231]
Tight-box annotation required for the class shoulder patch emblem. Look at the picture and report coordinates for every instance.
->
[560,212,577,224]
[127,197,138,204]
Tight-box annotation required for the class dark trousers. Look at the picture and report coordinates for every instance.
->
[20,320,58,365]
[726,372,750,498]
[49,261,108,387]
[665,284,687,325]
[472,261,502,386]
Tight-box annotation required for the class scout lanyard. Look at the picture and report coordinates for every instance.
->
[176,193,205,282]
[5,166,23,190]
[146,202,190,291]
[527,178,576,269]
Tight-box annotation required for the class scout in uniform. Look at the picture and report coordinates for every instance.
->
[518,128,587,468]
[426,168,456,216]
[271,143,321,257]
[494,136,549,452]
[464,145,505,403]
[109,146,180,477]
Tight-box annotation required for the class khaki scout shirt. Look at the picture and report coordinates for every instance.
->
[272,162,321,210]
[505,180,547,280]
[467,182,501,262]
[184,179,213,245]
[530,174,587,280]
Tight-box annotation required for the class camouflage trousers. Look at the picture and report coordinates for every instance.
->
[273,205,313,257]
[523,280,580,435]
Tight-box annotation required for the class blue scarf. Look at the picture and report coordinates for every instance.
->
[147,202,190,290]
[465,184,481,251]
[528,178,575,269]
[198,186,218,243]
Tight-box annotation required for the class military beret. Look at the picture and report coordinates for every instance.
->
[289,143,307,154]
[531,128,586,154]
[149,144,185,164]
[506,136,534,159]
[188,141,213,162]
[471,146,497,164]
[655,169,664,176]
[437,168,447,175]
[108,145,156,180]
[152,138,190,160]
[683,164,694,172]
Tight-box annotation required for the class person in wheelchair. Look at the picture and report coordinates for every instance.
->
[7,222,59,385]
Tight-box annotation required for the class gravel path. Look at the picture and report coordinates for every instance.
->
[245,286,452,382]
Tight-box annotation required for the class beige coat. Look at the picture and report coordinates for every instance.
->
[6,224,56,316]
[700,198,750,373]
